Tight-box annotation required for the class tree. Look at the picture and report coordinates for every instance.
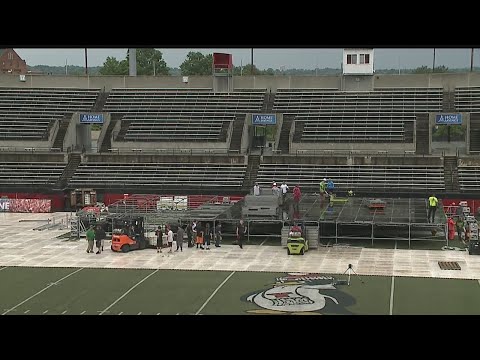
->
[233,64,260,76]
[180,52,213,75]
[99,56,128,75]
[413,66,431,74]
[433,65,449,73]
[132,48,169,76]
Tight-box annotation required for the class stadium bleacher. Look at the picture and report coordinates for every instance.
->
[0,87,99,140]
[68,162,247,188]
[104,88,265,142]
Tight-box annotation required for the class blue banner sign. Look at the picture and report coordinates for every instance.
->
[435,114,462,125]
[252,114,277,125]
[80,113,104,124]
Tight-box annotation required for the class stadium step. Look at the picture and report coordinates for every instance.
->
[52,114,73,151]
[243,155,261,189]
[55,153,82,189]
[277,115,294,154]
[99,118,119,152]
[229,115,245,152]
[470,116,480,152]
[91,91,109,112]
[444,156,459,192]
[415,114,429,155]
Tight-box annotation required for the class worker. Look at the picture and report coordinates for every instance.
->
[326,178,335,196]
[253,182,261,196]
[427,194,439,223]
[319,178,327,199]
[447,217,456,241]
[86,226,95,254]
[293,184,301,213]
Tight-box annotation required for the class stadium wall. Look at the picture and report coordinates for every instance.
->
[3,73,480,90]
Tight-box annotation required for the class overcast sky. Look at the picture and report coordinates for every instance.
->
[14,48,480,70]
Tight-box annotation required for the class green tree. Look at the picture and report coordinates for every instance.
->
[233,64,260,76]
[132,48,169,76]
[180,52,213,75]
[433,65,449,73]
[413,65,431,74]
[99,56,128,75]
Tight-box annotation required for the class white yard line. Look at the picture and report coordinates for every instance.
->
[0,267,7,272]
[61,310,67,314]
[195,271,235,315]
[2,268,83,315]
[80,311,86,315]
[99,269,159,315]
[389,277,395,315]
[23,310,30,314]
[389,242,397,315]
[118,312,123,315]
[260,239,267,246]
[43,310,48,314]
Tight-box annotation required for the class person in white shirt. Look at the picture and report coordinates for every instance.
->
[167,226,174,253]
[253,182,261,196]
[280,181,289,204]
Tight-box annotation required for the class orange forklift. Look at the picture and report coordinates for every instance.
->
[110,216,151,253]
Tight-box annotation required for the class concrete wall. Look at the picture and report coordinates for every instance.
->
[262,155,443,166]
[0,153,67,162]
[240,114,250,154]
[110,139,229,151]
[290,141,415,154]
[458,157,480,166]
[3,72,480,91]
[83,153,245,164]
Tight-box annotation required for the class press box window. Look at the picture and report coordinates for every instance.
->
[347,54,357,64]
[359,54,370,64]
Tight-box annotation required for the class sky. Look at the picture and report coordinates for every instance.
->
[14,48,480,70]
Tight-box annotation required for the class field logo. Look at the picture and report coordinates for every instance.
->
[243,273,355,314]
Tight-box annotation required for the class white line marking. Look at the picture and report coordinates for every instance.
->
[43,310,48,314]
[137,312,142,315]
[195,271,235,315]
[389,276,395,315]
[389,241,397,315]
[260,239,267,246]
[156,313,161,315]
[118,312,123,315]
[0,266,7,271]
[2,268,83,315]
[61,310,67,314]
[99,269,159,315]
[80,311,86,315]
[24,310,30,314]
[176,312,179,315]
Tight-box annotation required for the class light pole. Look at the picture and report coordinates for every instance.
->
[471,48,474,72]
[432,48,436,73]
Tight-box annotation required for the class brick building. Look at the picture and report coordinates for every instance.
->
[0,49,27,74]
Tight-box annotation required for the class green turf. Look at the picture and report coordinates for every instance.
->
[393,277,480,315]
[199,271,285,315]
[104,270,232,315]
[2,266,480,315]
[328,274,391,315]
[0,267,75,314]
[10,268,153,315]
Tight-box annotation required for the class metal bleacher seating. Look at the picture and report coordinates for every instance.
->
[0,161,65,185]
[0,87,99,140]
[274,87,443,143]
[104,88,265,142]
[458,165,480,191]
[455,87,480,112]
[256,163,445,193]
[68,162,247,188]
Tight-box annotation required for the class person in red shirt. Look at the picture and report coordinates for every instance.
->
[293,184,301,213]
